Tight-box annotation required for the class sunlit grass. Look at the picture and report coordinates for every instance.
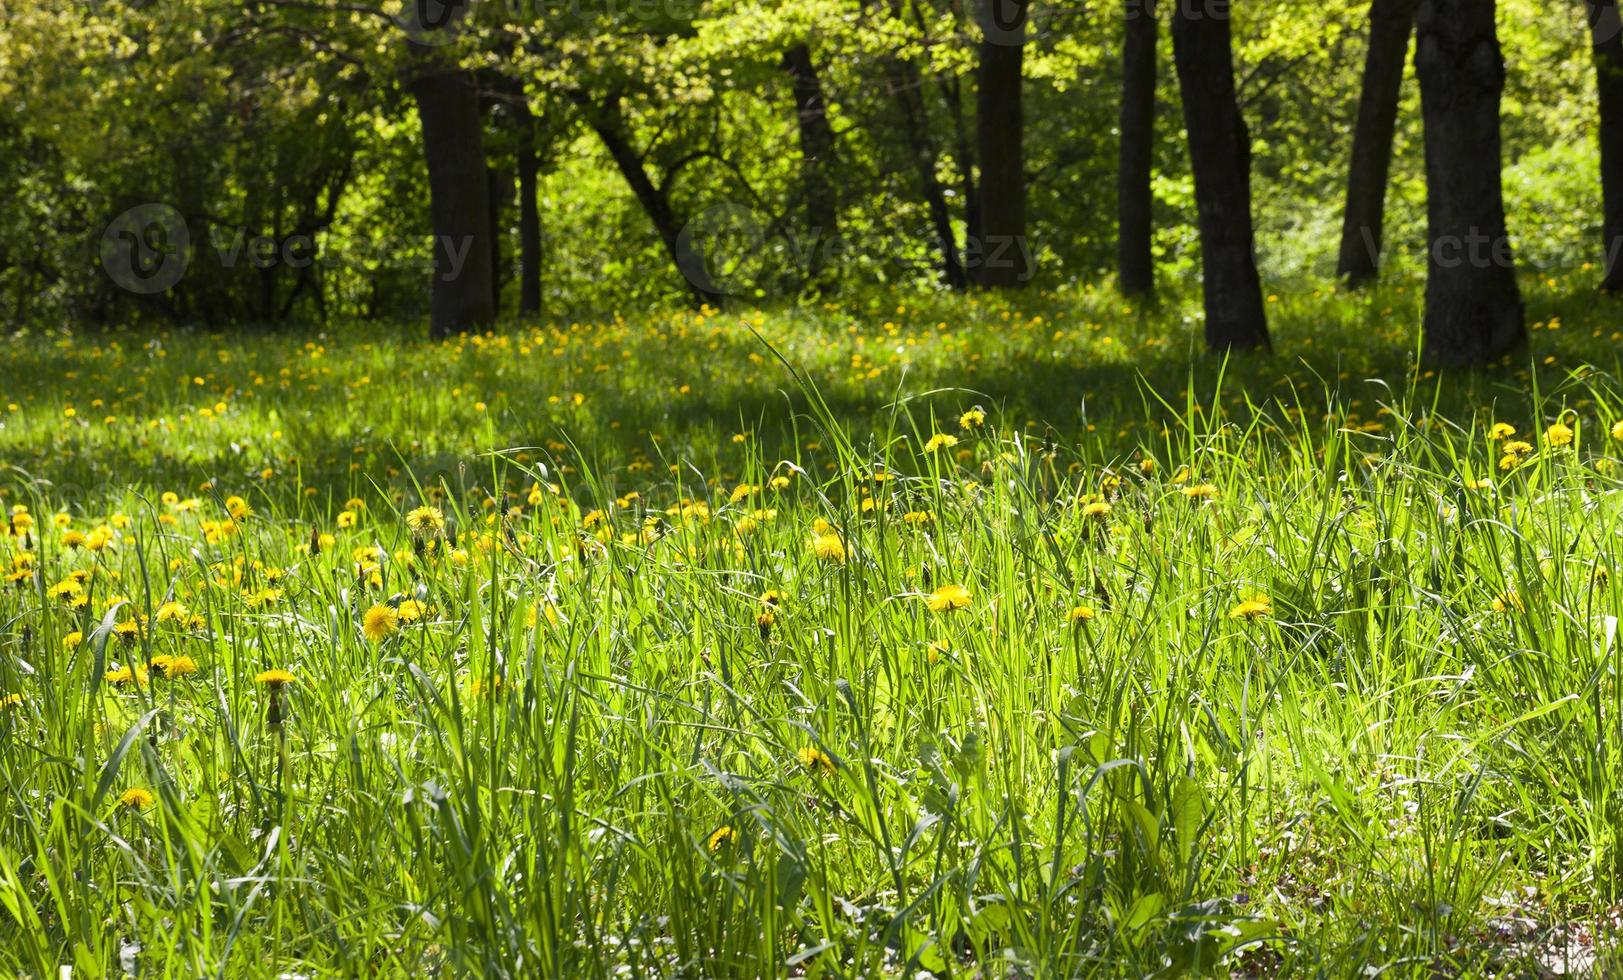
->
[3,278,1623,975]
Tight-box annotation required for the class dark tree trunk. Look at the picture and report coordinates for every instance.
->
[573,92,721,306]
[1587,0,1623,290]
[517,104,542,315]
[886,60,966,289]
[410,70,496,338]
[1414,0,1523,366]
[1118,0,1157,297]
[781,43,839,286]
[487,164,511,313]
[974,0,1031,287]
[1337,0,1418,286]
[1171,0,1270,352]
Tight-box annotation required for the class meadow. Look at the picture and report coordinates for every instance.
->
[3,275,1623,976]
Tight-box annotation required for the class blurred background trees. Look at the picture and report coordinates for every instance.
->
[0,0,1607,364]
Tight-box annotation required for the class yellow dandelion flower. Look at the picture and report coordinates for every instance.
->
[406,506,446,538]
[959,408,986,430]
[1545,422,1574,447]
[362,603,399,642]
[1488,422,1516,441]
[796,746,836,773]
[924,433,959,453]
[812,532,846,563]
[1067,605,1096,624]
[156,655,198,679]
[119,788,155,810]
[104,664,149,686]
[1229,595,1272,620]
[1182,484,1218,501]
[707,825,737,853]
[255,668,295,688]
[925,584,971,612]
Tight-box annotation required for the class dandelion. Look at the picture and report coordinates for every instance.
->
[0,693,22,709]
[155,601,190,625]
[707,825,737,853]
[1612,420,1623,442]
[362,603,399,642]
[756,609,775,639]
[1067,605,1096,624]
[959,408,986,430]
[406,506,446,538]
[926,584,971,612]
[152,654,198,679]
[812,532,846,563]
[1491,591,1522,614]
[1182,484,1218,501]
[924,433,958,453]
[119,788,155,810]
[104,664,149,686]
[797,746,836,773]
[1545,421,1574,447]
[1489,422,1516,441]
[254,668,295,688]
[1081,501,1111,520]
[1229,595,1272,620]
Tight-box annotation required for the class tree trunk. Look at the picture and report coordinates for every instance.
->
[410,70,495,338]
[574,93,721,306]
[884,55,967,289]
[974,0,1031,287]
[1337,0,1418,286]
[1587,0,1623,290]
[1171,0,1270,352]
[487,164,510,313]
[781,43,839,286]
[1118,0,1157,297]
[517,104,543,315]
[1414,0,1523,366]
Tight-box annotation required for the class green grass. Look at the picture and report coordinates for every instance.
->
[3,275,1623,976]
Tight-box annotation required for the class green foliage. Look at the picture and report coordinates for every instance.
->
[0,1,1608,321]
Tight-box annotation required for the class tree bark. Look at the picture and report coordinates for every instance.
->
[1587,0,1623,290]
[1414,0,1523,366]
[573,92,721,306]
[974,0,1032,287]
[1337,0,1418,286]
[1171,0,1270,352]
[1118,0,1157,297]
[516,103,543,315]
[487,164,510,313]
[410,70,496,338]
[883,52,967,289]
[781,43,839,286]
